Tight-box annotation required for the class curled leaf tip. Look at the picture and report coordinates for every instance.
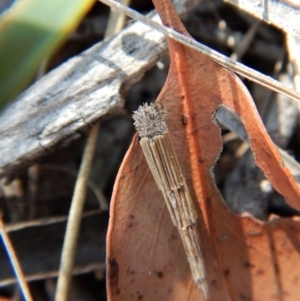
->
[133,102,168,138]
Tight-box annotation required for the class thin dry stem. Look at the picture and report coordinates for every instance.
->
[55,2,130,300]
[55,122,101,301]
[99,0,300,103]
[0,215,34,301]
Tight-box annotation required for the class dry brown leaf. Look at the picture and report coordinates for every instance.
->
[106,1,300,300]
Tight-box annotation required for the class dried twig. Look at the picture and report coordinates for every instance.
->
[54,123,101,301]
[0,215,34,301]
[0,0,196,181]
[0,211,107,287]
[99,0,300,103]
[133,103,208,299]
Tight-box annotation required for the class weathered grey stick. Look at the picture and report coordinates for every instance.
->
[0,0,201,180]
[133,103,208,299]
[0,11,165,179]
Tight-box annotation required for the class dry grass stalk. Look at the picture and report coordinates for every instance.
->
[99,0,300,103]
[55,1,130,301]
[0,215,34,301]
